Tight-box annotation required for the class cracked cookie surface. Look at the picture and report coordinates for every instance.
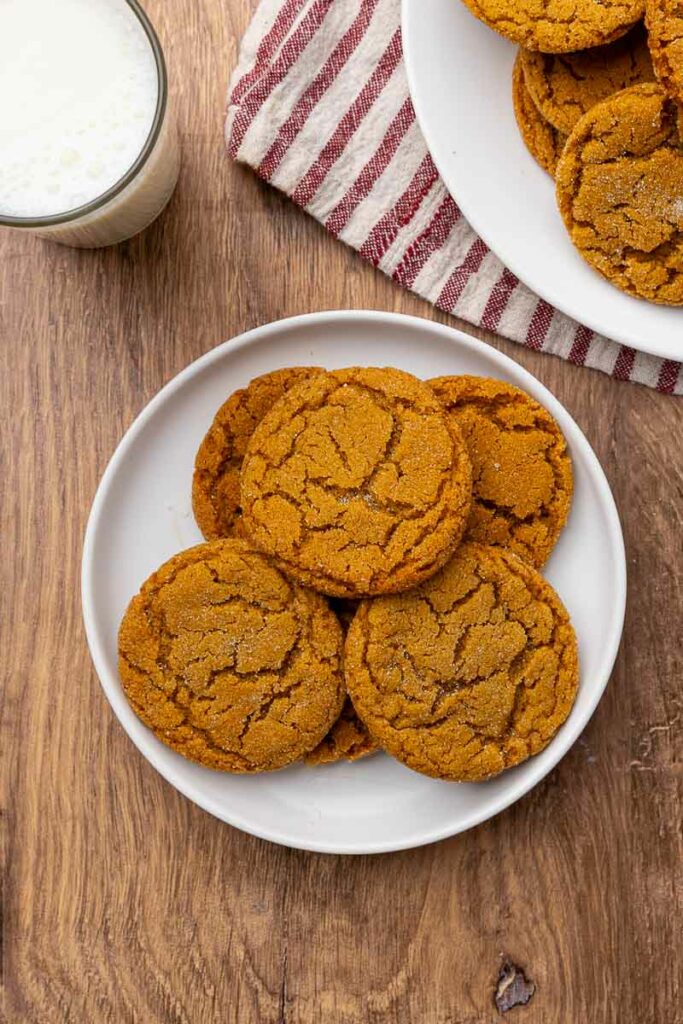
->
[429,376,572,568]
[193,367,322,541]
[345,542,579,782]
[240,367,473,599]
[306,599,379,765]
[521,25,654,135]
[459,0,643,54]
[512,54,567,175]
[556,83,683,304]
[646,0,683,103]
[118,539,345,773]
[520,25,655,135]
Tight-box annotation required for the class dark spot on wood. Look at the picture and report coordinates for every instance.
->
[495,959,535,1013]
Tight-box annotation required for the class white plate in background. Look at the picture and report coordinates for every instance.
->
[402,0,683,361]
[82,311,626,854]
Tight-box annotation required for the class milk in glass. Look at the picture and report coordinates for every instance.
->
[0,0,179,246]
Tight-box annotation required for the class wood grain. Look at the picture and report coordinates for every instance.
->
[1,2,682,1022]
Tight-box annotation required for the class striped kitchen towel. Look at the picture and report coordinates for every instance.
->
[226,0,682,394]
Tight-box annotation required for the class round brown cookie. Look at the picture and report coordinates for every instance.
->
[306,599,379,766]
[646,0,683,103]
[240,367,473,599]
[305,696,378,765]
[556,83,683,304]
[429,376,572,568]
[521,24,655,135]
[118,539,345,773]
[512,54,567,175]
[459,0,643,55]
[192,367,322,540]
[345,542,579,783]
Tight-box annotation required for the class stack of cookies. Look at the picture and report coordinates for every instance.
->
[461,0,683,305]
[118,366,579,783]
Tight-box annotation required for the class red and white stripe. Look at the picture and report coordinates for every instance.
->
[226,0,682,394]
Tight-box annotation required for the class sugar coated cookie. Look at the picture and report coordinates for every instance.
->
[193,367,321,540]
[118,539,345,773]
[512,54,567,174]
[429,375,572,568]
[345,542,579,782]
[459,0,643,54]
[305,695,378,765]
[306,598,378,765]
[646,0,683,103]
[556,83,683,304]
[521,25,654,135]
[240,367,473,598]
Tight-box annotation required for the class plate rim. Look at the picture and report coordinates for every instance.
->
[401,0,682,361]
[81,309,627,855]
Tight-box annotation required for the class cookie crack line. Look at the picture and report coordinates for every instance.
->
[122,658,260,768]
[439,390,552,417]
[258,379,415,456]
[255,467,455,533]
[126,690,258,770]
[250,479,464,595]
[369,566,541,695]
[355,633,544,754]
[248,381,415,485]
[131,596,307,688]
[475,495,558,526]
[234,676,311,747]
[265,411,409,493]
[134,548,291,612]
[379,640,565,747]
[260,468,441,518]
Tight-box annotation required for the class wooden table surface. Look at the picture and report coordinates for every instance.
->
[2,2,681,1022]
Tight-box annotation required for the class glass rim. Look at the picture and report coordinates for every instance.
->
[0,0,168,229]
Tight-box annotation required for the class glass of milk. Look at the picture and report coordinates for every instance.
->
[0,0,180,247]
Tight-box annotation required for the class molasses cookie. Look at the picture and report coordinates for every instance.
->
[646,0,683,103]
[512,54,567,175]
[520,25,654,135]
[345,542,579,783]
[305,599,379,766]
[305,696,378,765]
[118,539,345,773]
[240,367,473,598]
[556,83,683,304]
[193,367,321,540]
[458,0,643,55]
[429,375,572,568]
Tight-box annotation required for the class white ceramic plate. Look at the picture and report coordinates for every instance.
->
[82,311,626,854]
[402,0,683,361]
